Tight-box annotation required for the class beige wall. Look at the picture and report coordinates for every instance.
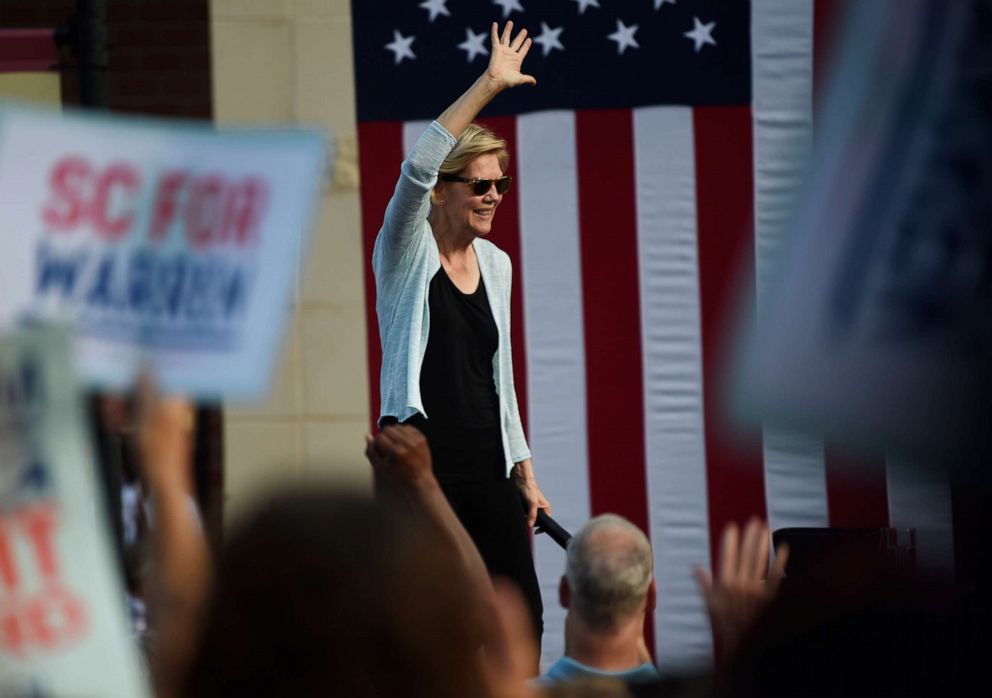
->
[211,0,370,520]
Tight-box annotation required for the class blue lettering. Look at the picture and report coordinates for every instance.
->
[85,255,115,307]
[36,243,87,299]
[0,358,41,408]
[224,269,248,319]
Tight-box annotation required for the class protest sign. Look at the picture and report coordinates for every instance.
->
[0,326,149,697]
[0,105,327,398]
[736,0,991,464]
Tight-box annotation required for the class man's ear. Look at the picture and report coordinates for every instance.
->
[646,579,657,614]
[559,575,570,609]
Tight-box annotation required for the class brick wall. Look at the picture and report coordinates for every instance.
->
[0,0,211,119]
[1,0,220,542]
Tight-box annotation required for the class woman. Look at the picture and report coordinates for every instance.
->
[372,21,550,640]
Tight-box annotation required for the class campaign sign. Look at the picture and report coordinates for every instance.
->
[0,326,149,697]
[736,0,990,463]
[0,105,326,398]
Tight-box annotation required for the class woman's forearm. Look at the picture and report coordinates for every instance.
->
[436,72,503,140]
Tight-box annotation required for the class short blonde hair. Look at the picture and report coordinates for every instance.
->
[439,123,509,176]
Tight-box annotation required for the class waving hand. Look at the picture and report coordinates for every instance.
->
[487,21,536,89]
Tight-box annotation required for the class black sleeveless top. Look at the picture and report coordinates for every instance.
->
[409,266,503,483]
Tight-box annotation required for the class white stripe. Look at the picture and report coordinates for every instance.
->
[886,456,955,575]
[402,120,432,159]
[752,0,829,532]
[634,106,713,674]
[516,111,591,671]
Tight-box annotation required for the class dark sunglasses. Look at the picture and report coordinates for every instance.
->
[439,174,513,196]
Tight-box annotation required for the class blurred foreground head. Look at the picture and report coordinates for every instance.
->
[182,489,485,698]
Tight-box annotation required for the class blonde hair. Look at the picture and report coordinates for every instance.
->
[439,123,509,176]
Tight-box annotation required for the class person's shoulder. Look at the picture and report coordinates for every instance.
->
[535,657,583,684]
[537,657,660,686]
[475,239,511,269]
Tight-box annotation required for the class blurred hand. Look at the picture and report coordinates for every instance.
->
[135,373,195,496]
[365,424,434,490]
[487,22,536,90]
[693,517,788,654]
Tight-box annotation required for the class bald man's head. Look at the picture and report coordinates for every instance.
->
[564,514,653,630]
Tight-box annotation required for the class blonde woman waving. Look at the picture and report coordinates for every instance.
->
[373,22,549,645]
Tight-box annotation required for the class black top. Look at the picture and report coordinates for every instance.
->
[412,266,503,483]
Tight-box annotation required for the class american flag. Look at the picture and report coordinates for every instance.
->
[350,0,955,673]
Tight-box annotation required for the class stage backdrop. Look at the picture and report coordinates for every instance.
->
[351,0,955,673]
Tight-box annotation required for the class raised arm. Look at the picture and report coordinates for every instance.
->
[136,382,210,698]
[374,22,534,271]
[366,425,492,604]
[437,21,535,138]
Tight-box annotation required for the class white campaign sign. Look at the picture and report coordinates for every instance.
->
[0,105,327,399]
[0,326,149,697]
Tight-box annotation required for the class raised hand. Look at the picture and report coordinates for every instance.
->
[365,424,434,490]
[135,372,195,496]
[486,21,536,90]
[693,518,789,655]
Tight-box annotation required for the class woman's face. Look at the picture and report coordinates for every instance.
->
[437,153,504,238]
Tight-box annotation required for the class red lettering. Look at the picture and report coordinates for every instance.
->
[220,177,267,245]
[0,600,27,656]
[25,585,87,650]
[0,507,89,655]
[20,506,59,580]
[150,171,187,243]
[92,163,140,239]
[41,156,91,231]
[0,523,17,590]
[184,176,224,249]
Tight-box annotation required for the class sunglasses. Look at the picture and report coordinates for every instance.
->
[440,174,513,196]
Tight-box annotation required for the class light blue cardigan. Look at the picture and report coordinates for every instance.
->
[372,121,532,475]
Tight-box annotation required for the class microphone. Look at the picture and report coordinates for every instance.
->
[535,509,572,550]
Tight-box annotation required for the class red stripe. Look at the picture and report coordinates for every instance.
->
[824,446,889,527]
[813,0,847,115]
[479,116,528,435]
[357,121,405,432]
[574,109,654,651]
[693,106,767,567]
[0,29,58,73]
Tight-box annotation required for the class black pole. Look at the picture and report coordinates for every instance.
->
[74,0,107,108]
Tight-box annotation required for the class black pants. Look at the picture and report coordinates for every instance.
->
[394,414,544,642]
[440,476,544,641]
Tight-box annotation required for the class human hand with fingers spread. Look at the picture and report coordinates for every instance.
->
[693,517,789,654]
[486,21,536,91]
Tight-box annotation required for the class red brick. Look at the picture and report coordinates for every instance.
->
[109,73,160,99]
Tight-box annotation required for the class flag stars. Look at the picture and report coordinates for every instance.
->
[684,17,717,53]
[492,0,524,19]
[419,0,450,23]
[458,27,489,63]
[654,0,677,9]
[607,19,640,55]
[534,22,564,57]
[572,0,600,14]
[385,29,416,64]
